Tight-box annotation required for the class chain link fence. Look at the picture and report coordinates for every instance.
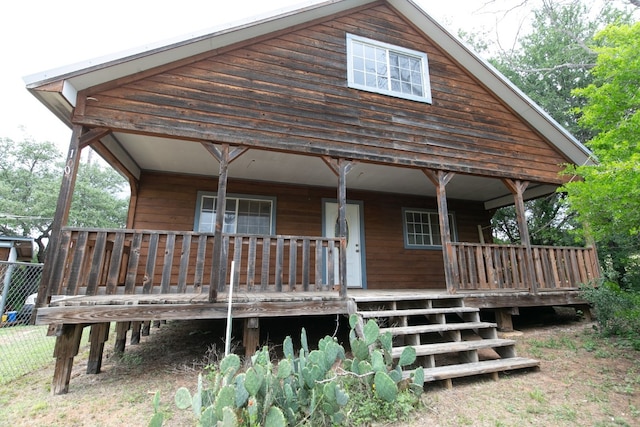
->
[0,261,55,384]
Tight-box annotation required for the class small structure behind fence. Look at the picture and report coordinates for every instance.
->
[0,261,54,384]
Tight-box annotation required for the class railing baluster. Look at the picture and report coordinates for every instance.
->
[261,237,271,291]
[247,236,257,291]
[177,234,191,293]
[456,244,467,289]
[275,237,284,292]
[66,231,89,296]
[124,232,142,294]
[475,246,487,288]
[194,234,208,292]
[86,231,107,296]
[143,233,159,294]
[219,235,230,292]
[315,239,323,291]
[327,241,335,289]
[302,238,310,291]
[105,232,125,295]
[288,238,297,291]
[233,236,243,290]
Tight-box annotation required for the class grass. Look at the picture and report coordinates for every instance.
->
[0,325,91,385]
[1,316,640,426]
[0,325,56,384]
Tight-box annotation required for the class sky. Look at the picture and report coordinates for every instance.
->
[0,0,539,152]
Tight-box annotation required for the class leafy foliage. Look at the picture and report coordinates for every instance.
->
[0,136,128,260]
[563,22,640,289]
[491,193,583,246]
[491,1,631,140]
[581,283,640,349]
[486,1,632,247]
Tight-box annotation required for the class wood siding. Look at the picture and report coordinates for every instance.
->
[133,171,492,290]
[73,4,569,184]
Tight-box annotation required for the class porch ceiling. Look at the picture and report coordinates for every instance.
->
[112,133,557,208]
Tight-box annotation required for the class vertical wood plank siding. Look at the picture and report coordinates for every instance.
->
[75,4,570,184]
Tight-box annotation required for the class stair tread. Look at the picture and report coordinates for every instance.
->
[381,321,497,335]
[392,338,516,357]
[359,307,478,318]
[351,294,465,303]
[406,357,540,381]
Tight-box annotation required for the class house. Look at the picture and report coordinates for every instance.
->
[26,0,599,394]
[0,236,34,262]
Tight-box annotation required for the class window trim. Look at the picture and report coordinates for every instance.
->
[402,208,457,250]
[194,191,276,235]
[346,33,433,104]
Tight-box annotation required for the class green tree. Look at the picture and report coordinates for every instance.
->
[482,1,632,246]
[563,22,640,289]
[0,136,129,261]
[491,193,582,246]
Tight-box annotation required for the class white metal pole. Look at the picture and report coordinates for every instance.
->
[224,261,235,356]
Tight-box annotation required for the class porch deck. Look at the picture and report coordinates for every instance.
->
[35,288,588,325]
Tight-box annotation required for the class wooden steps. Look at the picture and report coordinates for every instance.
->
[351,293,539,386]
[391,338,516,358]
[406,357,541,382]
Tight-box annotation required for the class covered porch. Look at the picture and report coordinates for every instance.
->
[33,132,601,394]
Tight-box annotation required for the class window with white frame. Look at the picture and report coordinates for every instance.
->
[195,192,275,235]
[346,33,432,103]
[402,208,456,249]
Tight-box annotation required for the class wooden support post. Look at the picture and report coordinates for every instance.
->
[141,321,151,336]
[87,322,110,374]
[243,318,260,357]
[322,157,354,296]
[502,179,537,294]
[114,321,130,353]
[202,143,247,302]
[35,126,84,310]
[337,159,353,297]
[495,308,514,332]
[130,321,142,345]
[52,323,84,395]
[423,169,458,293]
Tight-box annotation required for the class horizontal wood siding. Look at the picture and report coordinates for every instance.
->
[74,4,569,184]
[133,172,492,290]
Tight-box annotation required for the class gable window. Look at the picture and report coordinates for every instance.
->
[346,33,432,103]
[402,208,456,249]
[195,192,276,235]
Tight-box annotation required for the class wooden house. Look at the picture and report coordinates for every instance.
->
[26,0,599,394]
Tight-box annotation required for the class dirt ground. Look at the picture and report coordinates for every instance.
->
[1,309,638,426]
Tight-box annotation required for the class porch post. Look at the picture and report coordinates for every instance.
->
[322,157,353,297]
[202,143,247,302]
[35,125,84,310]
[502,179,537,294]
[423,169,458,293]
[337,159,353,297]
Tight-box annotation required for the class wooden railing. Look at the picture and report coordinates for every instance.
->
[451,243,600,292]
[48,228,342,297]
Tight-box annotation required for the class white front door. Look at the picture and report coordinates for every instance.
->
[323,201,365,288]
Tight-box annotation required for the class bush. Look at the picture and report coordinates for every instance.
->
[150,315,424,426]
[581,282,640,349]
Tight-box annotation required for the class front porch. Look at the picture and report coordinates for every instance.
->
[37,227,598,393]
